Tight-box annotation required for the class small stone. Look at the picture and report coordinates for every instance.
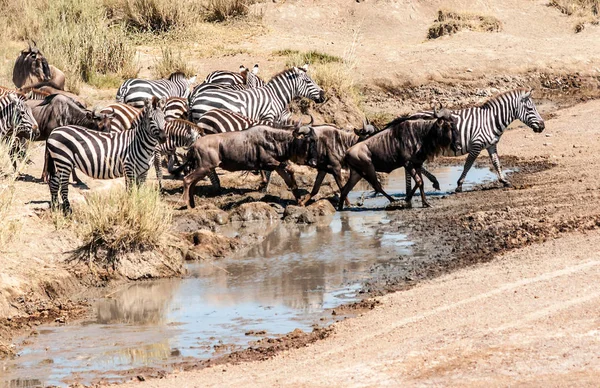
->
[545,133,553,137]
[137,376,146,382]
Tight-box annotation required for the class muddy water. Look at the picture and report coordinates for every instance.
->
[1,166,503,387]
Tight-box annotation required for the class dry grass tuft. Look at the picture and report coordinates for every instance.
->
[548,0,600,32]
[203,0,261,23]
[0,138,32,249]
[428,9,502,39]
[104,0,203,32]
[153,47,196,79]
[72,184,172,265]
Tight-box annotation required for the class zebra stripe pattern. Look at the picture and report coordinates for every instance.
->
[116,72,196,109]
[406,89,545,193]
[203,64,263,87]
[100,102,142,133]
[196,108,275,135]
[47,98,166,213]
[153,119,202,189]
[0,93,39,139]
[189,65,325,123]
[163,97,189,121]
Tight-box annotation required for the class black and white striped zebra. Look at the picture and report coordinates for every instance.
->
[196,108,277,135]
[100,103,141,132]
[0,93,39,139]
[406,89,545,193]
[153,118,202,190]
[190,65,324,123]
[163,97,189,121]
[47,98,166,213]
[116,72,196,108]
[203,64,263,86]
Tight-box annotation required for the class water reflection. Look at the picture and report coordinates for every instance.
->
[1,166,500,387]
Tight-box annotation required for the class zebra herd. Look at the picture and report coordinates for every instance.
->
[0,59,546,214]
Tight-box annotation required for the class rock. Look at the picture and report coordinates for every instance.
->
[306,200,336,216]
[229,202,280,222]
[183,230,240,260]
[283,206,316,224]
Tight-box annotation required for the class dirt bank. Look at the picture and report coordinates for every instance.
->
[117,99,600,387]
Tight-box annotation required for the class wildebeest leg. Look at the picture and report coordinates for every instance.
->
[421,167,440,190]
[338,169,363,211]
[71,170,85,186]
[456,144,482,192]
[259,170,272,193]
[274,164,299,198]
[360,164,396,204]
[331,168,351,206]
[487,144,510,187]
[183,167,211,209]
[299,170,326,206]
[414,167,431,208]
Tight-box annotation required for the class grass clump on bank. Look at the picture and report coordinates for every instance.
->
[548,0,599,32]
[427,9,502,39]
[72,184,172,265]
[153,47,196,79]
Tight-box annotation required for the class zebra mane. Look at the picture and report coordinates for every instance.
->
[478,88,530,109]
[268,67,300,82]
[167,72,187,81]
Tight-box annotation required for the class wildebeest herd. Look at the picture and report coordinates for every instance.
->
[0,43,545,214]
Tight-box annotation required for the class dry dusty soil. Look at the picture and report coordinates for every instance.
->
[2,0,600,385]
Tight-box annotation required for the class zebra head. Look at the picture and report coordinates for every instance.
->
[143,97,167,144]
[5,93,39,139]
[169,72,197,99]
[242,64,265,88]
[516,90,545,133]
[289,64,326,104]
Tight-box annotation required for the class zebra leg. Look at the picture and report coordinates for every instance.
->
[456,146,482,193]
[58,168,72,214]
[487,144,510,187]
[421,167,440,191]
[154,150,164,191]
[338,169,363,211]
[404,168,412,202]
[208,168,221,190]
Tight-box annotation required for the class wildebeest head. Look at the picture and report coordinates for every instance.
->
[432,105,459,154]
[353,118,378,139]
[516,89,545,133]
[290,64,326,104]
[13,41,51,88]
[143,97,167,144]
[86,108,115,132]
[292,115,318,168]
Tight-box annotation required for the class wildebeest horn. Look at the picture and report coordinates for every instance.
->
[306,114,314,126]
[362,118,368,129]
[27,41,32,51]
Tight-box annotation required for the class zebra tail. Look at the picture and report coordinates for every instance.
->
[45,145,55,178]
[170,147,198,176]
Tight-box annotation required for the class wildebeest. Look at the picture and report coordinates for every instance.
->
[338,109,459,210]
[13,42,65,90]
[294,118,377,206]
[182,125,318,209]
[23,84,87,108]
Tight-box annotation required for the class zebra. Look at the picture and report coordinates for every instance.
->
[153,118,202,190]
[189,64,325,123]
[163,97,189,121]
[46,97,166,213]
[196,108,278,135]
[100,102,141,132]
[116,72,197,109]
[405,89,545,194]
[0,93,39,139]
[203,64,263,86]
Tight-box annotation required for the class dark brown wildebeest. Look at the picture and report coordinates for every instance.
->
[182,125,318,209]
[338,110,459,210]
[13,42,66,90]
[293,118,377,206]
[22,84,86,107]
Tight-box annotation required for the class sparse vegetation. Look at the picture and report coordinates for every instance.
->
[153,47,196,79]
[427,9,502,39]
[72,184,172,265]
[203,0,261,23]
[0,138,32,249]
[548,0,599,32]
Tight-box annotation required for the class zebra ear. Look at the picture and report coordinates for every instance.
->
[301,64,309,72]
[522,90,532,100]
[252,64,259,75]
[188,75,197,85]
[7,93,18,103]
